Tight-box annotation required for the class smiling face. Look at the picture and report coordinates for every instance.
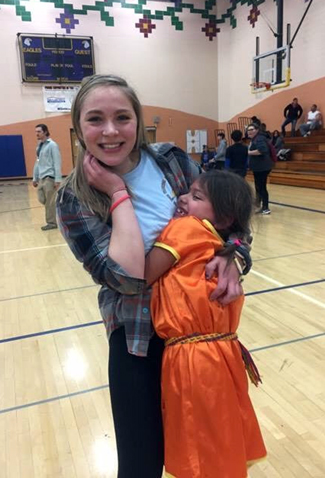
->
[174,180,216,224]
[79,86,138,174]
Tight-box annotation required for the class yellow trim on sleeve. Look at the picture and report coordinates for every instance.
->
[202,219,224,245]
[154,242,180,263]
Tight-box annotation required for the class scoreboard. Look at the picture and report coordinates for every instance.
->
[17,33,95,83]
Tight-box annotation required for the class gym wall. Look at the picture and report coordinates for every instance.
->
[0,0,323,177]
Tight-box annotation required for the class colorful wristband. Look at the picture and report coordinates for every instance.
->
[109,194,131,214]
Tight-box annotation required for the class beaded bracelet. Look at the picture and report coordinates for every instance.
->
[109,194,131,214]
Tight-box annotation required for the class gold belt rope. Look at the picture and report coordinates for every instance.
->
[165,332,238,347]
[165,332,262,387]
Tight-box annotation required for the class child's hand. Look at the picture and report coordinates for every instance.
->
[205,256,243,304]
[83,152,126,197]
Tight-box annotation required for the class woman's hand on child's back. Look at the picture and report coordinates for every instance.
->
[84,151,126,197]
[205,256,243,305]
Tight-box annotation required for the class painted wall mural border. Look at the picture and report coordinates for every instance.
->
[1,0,303,41]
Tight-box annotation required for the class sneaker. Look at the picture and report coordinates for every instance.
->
[261,209,271,215]
[41,224,58,231]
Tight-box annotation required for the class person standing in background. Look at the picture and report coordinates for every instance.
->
[200,145,210,171]
[225,130,248,177]
[281,98,303,137]
[209,133,227,170]
[247,123,273,215]
[33,124,62,230]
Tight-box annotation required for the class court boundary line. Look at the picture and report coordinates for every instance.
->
[254,248,325,262]
[251,271,325,310]
[0,243,68,255]
[0,206,43,214]
[0,385,109,415]
[0,320,102,344]
[0,284,97,302]
[246,278,325,296]
[1,331,324,415]
[1,245,324,260]
[1,248,324,301]
[1,278,324,344]
[269,201,325,214]
[250,332,325,352]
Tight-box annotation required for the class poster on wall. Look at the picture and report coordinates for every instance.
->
[18,33,95,83]
[43,86,79,112]
[186,130,207,154]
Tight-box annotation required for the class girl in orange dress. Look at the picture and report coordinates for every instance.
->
[145,170,267,478]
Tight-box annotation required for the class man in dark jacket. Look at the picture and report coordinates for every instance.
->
[247,123,273,215]
[281,98,303,137]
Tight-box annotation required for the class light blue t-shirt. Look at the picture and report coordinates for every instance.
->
[123,149,177,253]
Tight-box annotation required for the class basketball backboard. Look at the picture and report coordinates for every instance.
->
[251,45,291,93]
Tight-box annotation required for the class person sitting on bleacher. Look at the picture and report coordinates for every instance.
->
[299,104,322,137]
[271,130,284,154]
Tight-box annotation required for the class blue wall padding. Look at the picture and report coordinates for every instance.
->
[0,135,27,178]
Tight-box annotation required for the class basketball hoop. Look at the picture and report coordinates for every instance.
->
[251,81,272,91]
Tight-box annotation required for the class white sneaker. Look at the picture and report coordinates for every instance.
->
[262,209,271,215]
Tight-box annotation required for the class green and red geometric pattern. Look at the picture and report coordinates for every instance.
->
[0,0,281,40]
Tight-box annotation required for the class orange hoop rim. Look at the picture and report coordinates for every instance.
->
[251,81,272,90]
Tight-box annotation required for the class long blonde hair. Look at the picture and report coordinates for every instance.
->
[61,74,149,221]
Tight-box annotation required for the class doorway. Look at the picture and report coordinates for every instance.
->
[70,129,79,167]
[146,126,157,144]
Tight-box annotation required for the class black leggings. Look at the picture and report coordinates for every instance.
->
[109,327,165,478]
[253,170,271,209]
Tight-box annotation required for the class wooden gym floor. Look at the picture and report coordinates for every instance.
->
[0,180,325,477]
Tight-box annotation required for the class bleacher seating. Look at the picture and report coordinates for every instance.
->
[270,129,325,189]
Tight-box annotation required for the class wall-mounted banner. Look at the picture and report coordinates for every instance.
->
[43,86,79,113]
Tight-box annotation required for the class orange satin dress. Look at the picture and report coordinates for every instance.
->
[151,217,266,478]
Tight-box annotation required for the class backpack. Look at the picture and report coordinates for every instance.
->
[268,141,278,162]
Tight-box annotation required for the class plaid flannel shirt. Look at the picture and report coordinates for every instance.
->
[56,144,201,356]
